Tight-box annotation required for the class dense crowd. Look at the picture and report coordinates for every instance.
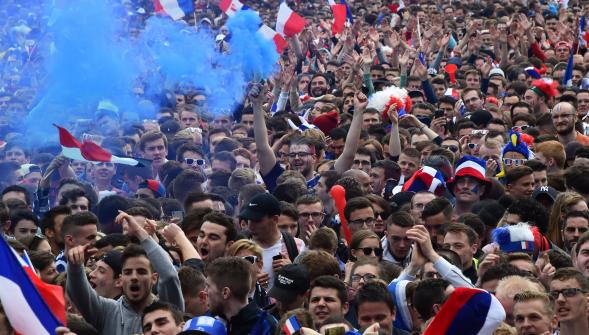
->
[5,0,589,335]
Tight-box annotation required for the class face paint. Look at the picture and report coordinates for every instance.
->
[471,184,479,194]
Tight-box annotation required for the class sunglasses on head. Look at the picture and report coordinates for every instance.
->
[357,247,383,257]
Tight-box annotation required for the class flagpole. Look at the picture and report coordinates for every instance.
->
[417,16,422,49]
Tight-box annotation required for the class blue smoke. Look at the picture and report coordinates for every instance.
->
[24,1,278,141]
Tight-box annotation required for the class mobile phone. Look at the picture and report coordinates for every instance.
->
[325,326,346,335]
[383,179,398,201]
[434,110,445,119]
[272,254,283,261]
[172,211,184,220]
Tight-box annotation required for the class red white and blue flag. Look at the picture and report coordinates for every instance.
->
[423,288,505,335]
[258,24,288,53]
[282,315,302,335]
[341,0,354,23]
[0,237,66,335]
[153,0,195,20]
[327,0,347,35]
[276,1,307,37]
[56,125,141,166]
[218,0,250,17]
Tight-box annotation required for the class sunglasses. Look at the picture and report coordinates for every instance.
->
[503,158,527,166]
[549,288,586,299]
[511,125,530,133]
[356,247,383,257]
[374,211,390,220]
[442,145,459,153]
[241,255,258,264]
[467,143,478,150]
[184,158,206,166]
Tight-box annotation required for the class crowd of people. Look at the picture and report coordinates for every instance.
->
[5,0,589,334]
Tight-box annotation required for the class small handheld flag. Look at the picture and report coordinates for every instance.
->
[283,315,302,335]
[153,0,194,20]
[276,2,307,37]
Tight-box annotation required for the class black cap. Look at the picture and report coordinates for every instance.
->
[408,90,425,98]
[239,193,281,221]
[469,110,492,128]
[532,186,558,202]
[268,264,310,302]
[101,250,123,276]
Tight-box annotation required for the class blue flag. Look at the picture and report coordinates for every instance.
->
[563,50,574,86]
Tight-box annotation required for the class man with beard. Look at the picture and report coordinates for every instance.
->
[196,211,237,263]
[308,73,330,97]
[205,257,277,335]
[66,210,183,335]
[251,83,365,192]
[446,156,490,215]
[551,101,589,146]
[562,211,589,252]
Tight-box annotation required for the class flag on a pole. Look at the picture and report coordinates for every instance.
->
[218,0,249,17]
[258,24,288,53]
[153,0,194,20]
[563,50,574,86]
[340,0,353,23]
[276,2,307,37]
[0,237,66,335]
[327,0,347,35]
[56,125,142,166]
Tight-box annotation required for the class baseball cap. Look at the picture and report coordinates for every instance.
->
[138,179,166,198]
[16,164,40,178]
[531,186,558,202]
[239,193,281,221]
[180,316,227,335]
[100,250,122,276]
[268,264,310,302]
[489,68,505,78]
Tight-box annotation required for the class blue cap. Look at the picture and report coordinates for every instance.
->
[180,316,227,335]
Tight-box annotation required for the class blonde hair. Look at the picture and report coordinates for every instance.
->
[495,276,545,302]
[547,192,585,248]
[513,290,555,316]
[227,239,263,259]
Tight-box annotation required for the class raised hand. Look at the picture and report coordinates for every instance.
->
[353,91,368,113]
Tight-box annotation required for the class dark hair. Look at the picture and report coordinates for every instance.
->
[335,177,364,201]
[176,143,204,161]
[280,201,299,221]
[206,256,253,300]
[372,160,401,181]
[178,266,206,297]
[1,185,31,205]
[565,210,589,224]
[9,209,39,233]
[126,206,154,220]
[60,212,99,240]
[58,188,91,209]
[142,301,183,326]
[94,233,129,250]
[96,195,130,234]
[480,263,526,286]
[299,250,341,281]
[212,151,237,170]
[443,223,478,245]
[355,281,395,312]
[344,197,373,221]
[139,131,168,152]
[172,170,206,205]
[457,213,485,240]
[564,164,589,196]
[41,205,71,233]
[214,138,241,155]
[386,211,414,229]
[319,170,341,193]
[504,166,534,185]
[412,278,451,321]
[310,275,347,305]
[121,244,151,271]
[524,159,547,172]
[330,127,347,141]
[422,197,453,221]
[29,251,56,274]
[506,199,549,234]
[553,267,589,291]
[202,211,237,242]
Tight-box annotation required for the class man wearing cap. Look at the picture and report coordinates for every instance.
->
[95,99,121,137]
[16,163,41,196]
[240,193,303,289]
[266,264,310,319]
[180,315,227,335]
[89,249,122,299]
[447,156,491,215]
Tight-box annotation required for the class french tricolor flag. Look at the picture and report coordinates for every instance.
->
[258,24,288,54]
[153,0,194,20]
[276,2,307,37]
[0,237,66,335]
[401,166,446,196]
[56,125,141,166]
[218,0,249,17]
[283,315,302,335]
[327,0,347,35]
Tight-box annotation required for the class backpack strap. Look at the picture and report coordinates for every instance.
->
[281,232,299,262]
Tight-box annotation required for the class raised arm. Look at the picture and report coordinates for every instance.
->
[250,83,278,176]
[334,91,368,173]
